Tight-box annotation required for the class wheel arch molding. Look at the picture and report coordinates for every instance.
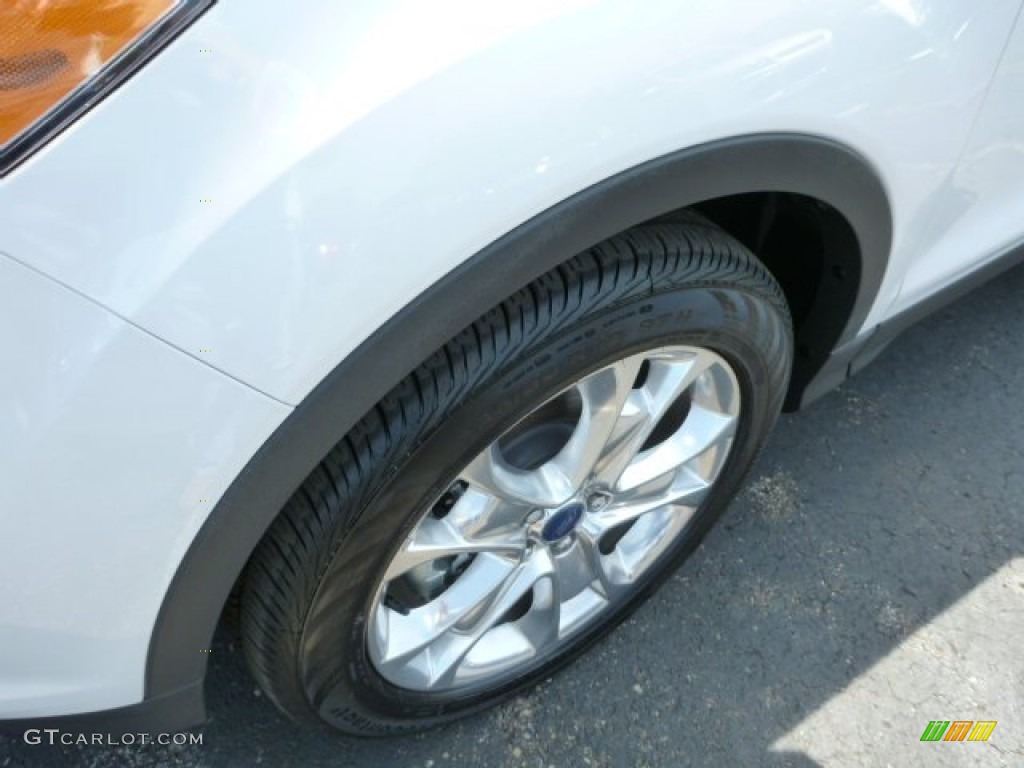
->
[145,132,892,723]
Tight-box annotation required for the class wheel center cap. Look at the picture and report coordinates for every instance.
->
[541,502,585,542]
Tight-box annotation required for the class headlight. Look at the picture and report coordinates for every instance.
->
[0,0,213,175]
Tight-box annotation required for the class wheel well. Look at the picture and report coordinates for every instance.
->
[686,192,862,411]
[145,135,890,717]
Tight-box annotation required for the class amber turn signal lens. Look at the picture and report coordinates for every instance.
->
[0,0,179,147]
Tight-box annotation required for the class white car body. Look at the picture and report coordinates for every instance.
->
[2,0,1023,730]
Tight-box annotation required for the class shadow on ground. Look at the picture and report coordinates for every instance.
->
[4,266,1023,767]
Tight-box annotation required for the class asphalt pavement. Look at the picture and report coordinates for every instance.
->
[3,265,1023,768]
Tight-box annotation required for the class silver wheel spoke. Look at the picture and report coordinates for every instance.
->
[676,403,738,465]
[518,560,562,650]
[461,355,646,506]
[442,486,531,548]
[375,553,515,665]
[618,403,737,491]
[384,499,524,582]
[586,464,711,537]
[551,354,647,490]
[591,349,717,491]
[576,528,623,600]
[418,547,557,687]
[462,444,576,508]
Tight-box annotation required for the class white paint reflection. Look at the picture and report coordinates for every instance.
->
[877,0,926,27]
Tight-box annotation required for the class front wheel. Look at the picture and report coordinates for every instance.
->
[240,214,793,735]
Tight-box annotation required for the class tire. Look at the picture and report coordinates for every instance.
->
[240,213,793,735]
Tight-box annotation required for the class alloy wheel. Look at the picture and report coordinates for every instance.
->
[367,345,742,692]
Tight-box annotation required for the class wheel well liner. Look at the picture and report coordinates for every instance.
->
[146,133,892,719]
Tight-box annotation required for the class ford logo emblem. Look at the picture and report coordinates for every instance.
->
[541,502,585,542]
